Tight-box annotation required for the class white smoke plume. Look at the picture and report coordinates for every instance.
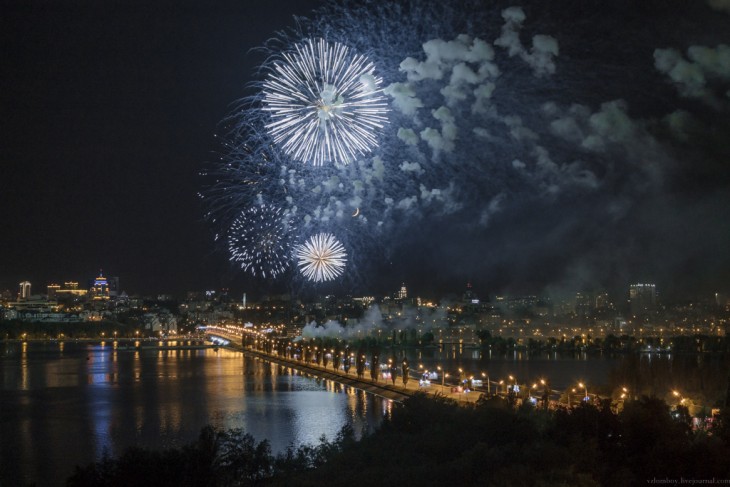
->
[203,0,730,297]
[654,44,730,107]
[300,303,447,339]
[494,6,559,77]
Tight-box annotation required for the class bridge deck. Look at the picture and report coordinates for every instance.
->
[209,332,481,404]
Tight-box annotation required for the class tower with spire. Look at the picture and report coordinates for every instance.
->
[90,269,110,300]
[397,283,407,300]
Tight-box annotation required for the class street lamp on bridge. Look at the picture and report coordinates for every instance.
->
[578,382,588,402]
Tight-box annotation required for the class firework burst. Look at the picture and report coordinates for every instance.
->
[294,232,347,282]
[228,205,295,278]
[262,38,389,166]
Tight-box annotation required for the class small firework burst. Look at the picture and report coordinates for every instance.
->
[228,205,295,278]
[294,232,347,282]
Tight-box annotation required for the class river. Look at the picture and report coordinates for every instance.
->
[1,340,727,486]
[0,341,390,486]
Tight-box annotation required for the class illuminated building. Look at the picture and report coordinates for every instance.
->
[90,271,110,300]
[629,283,657,315]
[55,281,88,298]
[398,283,407,300]
[353,296,375,307]
[19,281,31,300]
[47,284,60,299]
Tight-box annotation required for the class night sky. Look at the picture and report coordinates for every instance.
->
[1,0,321,295]
[2,0,729,300]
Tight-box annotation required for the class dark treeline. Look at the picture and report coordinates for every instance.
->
[286,330,730,356]
[264,331,730,356]
[0,319,156,340]
[475,331,730,355]
[0,311,199,339]
[66,425,353,487]
[0,320,130,340]
[67,393,730,487]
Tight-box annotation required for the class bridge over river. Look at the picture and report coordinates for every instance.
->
[206,328,483,405]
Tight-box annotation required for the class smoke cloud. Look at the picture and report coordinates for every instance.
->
[205,0,730,298]
[301,304,449,339]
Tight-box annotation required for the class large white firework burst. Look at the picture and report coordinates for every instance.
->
[294,232,347,282]
[228,205,295,278]
[262,38,389,166]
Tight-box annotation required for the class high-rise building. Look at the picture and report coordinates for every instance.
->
[90,271,110,300]
[462,281,478,303]
[19,281,31,300]
[595,292,612,309]
[397,283,407,300]
[108,276,120,298]
[629,283,657,315]
[575,292,593,316]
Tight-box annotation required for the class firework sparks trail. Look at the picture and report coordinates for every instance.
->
[262,38,389,166]
[228,205,295,278]
[205,0,725,290]
[294,232,347,282]
[201,138,280,230]
[205,1,567,285]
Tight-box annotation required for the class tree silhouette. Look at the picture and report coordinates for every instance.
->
[389,355,398,385]
[402,358,410,388]
[356,348,365,379]
[370,351,380,382]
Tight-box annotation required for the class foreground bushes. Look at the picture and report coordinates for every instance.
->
[67,394,730,486]
[66,425,353,487]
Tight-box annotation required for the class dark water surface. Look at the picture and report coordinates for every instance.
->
[403,345,620,390]
[0,341,389,486]
[404,344,729,401]
[2,340,727,486]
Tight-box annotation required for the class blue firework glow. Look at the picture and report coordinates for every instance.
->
[294,232,347,282]
[228,205,295,278]
[206,2,560,286]
[262,38,389,166]
[205,0,708,290]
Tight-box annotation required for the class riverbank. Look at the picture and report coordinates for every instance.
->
[1,337,218,351]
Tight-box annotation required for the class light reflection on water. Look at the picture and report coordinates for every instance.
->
[5,340,718,487]
[0,341,389,487]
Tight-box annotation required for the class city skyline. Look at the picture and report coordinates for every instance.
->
[3,271,724,310]
[2,0,729,300]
